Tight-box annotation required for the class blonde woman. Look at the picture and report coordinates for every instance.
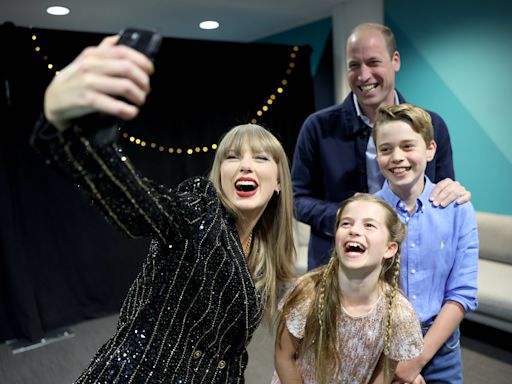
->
[31,35,296,383]
[273,194,423,384]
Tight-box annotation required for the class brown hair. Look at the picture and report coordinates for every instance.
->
[209,124,296,320]
[373,103,434,146]
[278,194,406,383]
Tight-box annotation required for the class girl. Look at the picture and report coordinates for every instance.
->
[273,194,423,384]
[31,35,296,383]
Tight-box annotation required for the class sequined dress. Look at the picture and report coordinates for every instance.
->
[31,122,265,383]
[271,283,423,384]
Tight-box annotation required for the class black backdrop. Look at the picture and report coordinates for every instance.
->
[0,23,314,342]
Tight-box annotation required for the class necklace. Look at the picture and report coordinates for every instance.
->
[243,230,253,256]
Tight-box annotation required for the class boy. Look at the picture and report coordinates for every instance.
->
[373,104,478,384]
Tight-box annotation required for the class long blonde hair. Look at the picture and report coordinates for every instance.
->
[278,194,406,383]
[209,124,296,319]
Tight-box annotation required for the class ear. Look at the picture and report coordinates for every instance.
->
[275,180,281,194]
[383,241,398,260]
[426,140,437,162]
[393,51,401,72]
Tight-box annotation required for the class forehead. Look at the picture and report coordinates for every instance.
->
[375,120,422,143]
[341,201,387,221]
[346,29,388,58]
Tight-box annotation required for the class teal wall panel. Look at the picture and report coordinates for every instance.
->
[257,18,332,76]
[385,0,512,214]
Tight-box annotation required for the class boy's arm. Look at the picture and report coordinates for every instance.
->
[393,301,465,382]
[274,326,303,384]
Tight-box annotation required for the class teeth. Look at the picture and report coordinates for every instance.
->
[360,84,376,92]
[236,180,257,187]
[346,242,365,251]
[391,167,409,173]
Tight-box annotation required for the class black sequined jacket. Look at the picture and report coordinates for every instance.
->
[31,121,265,383]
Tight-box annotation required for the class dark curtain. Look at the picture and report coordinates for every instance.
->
[0,23,314,342]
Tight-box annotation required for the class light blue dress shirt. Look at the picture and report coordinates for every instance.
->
[376,178,479,323]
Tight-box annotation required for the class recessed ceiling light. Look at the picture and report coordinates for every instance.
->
[199,21,219,30]
[46,6,70,16]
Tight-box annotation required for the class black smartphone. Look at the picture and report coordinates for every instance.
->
[73,28,162,145]
[117,28,162,62]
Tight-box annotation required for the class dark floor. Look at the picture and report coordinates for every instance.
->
[1,315,511,384]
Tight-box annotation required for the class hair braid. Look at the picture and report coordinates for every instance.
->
[315,255,337,384]
[383,252,401,382]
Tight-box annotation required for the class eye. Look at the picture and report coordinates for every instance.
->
[403,143,415,151]
[364,222,376,229]
[225,151,239,160]
[379,146,391,154]
[255,153,271,161]
[339,221,351,228]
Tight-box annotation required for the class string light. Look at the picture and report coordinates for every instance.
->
[30,31,303,155]
[250,45,300,125]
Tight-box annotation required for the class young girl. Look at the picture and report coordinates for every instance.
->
[273,194,424,384]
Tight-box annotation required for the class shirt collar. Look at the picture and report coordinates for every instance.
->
[352,90,400,127]
[379,177,434,214]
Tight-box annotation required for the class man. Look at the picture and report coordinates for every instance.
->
[292,23,469,270]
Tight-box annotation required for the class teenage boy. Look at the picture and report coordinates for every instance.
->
[373,103,478,384]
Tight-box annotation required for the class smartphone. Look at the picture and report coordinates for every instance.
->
[117,28,162,62]
[74,28,162,145]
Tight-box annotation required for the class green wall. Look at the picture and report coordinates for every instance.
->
[385,0,512,214]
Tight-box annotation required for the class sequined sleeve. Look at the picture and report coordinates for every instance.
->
[388,292,424,361]
[30,117,217,244]
[278,278,312,339]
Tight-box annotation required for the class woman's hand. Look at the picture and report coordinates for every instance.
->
[44,35,155,131]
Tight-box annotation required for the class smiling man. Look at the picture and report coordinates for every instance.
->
[291,22,469,270]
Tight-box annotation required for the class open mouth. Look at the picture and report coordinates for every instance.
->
[235,179,258,193]
[344,241,366,254]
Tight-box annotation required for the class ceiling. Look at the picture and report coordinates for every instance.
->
[1,0,343,42]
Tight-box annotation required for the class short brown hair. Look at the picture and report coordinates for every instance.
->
[373,103,434,146]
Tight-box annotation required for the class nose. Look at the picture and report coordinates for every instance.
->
[348,223,362,236]
[239,154,253,172]
[390,148,404,163]
[358,64,371,82]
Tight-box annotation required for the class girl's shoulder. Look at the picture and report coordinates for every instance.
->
[278,274,317,339]
[387,290,424,361]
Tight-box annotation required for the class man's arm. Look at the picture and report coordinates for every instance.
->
[291,118,340,237]
[428,113,471,205]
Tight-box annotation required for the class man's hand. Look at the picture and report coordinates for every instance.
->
[429,178,471,207]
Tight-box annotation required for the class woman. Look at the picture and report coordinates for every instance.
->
[31,35,296,383]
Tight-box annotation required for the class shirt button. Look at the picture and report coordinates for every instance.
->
[412,295,417,300]
[411,269,416,274]
[192,350,202,359]
[218,360,226,369]
[411,243,415,248]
